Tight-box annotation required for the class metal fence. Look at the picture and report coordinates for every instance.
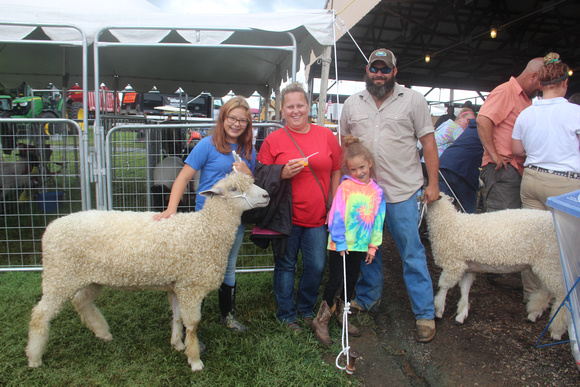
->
[0,117,281,273]
[104,121,282,273]
[0,118,84,271]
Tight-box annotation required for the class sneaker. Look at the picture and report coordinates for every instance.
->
[416,319,436,343]
[221,313,248,333]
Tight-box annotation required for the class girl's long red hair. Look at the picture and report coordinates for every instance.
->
[211,96,253,160]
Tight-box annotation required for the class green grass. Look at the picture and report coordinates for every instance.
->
[1,271,361,386]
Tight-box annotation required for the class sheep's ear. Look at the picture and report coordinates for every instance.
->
[199,186,226,198]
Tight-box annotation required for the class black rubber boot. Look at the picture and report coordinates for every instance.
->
[219,283,247,332]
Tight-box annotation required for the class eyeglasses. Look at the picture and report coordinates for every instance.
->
[226,116,249,127]
[369,66,393,74]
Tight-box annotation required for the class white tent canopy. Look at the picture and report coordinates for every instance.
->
[0,0,334,97]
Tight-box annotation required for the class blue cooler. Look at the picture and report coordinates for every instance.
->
[546,190,580,370]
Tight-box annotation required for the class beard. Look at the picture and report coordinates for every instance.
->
[365,73,395,98]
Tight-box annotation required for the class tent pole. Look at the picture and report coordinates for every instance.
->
[317,45,332,126]
[274,70,281,122]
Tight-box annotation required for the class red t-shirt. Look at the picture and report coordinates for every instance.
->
[258,124,343,227]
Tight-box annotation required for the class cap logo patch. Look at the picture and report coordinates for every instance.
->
[376,52,386,56]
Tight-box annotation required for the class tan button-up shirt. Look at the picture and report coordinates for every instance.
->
[340,83,434,203]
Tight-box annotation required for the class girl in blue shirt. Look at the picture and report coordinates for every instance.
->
[154,96,256,332]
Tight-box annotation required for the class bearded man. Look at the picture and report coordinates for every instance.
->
[340,48,440,343]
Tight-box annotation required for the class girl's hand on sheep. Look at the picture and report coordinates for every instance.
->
[365,252,375,265]
[153,209,176,221]
[232,161,252,176]
[281,160,304,179]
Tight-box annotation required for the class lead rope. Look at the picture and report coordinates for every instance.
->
[335,250,353,374]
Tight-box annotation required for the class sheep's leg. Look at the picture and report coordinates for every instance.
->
[548,296,568,341]
[71,284,112,341]
[434,268,466,319]
[175,291,204,371]
[168,292,185,351]
[434,288,449,319]
[526,287,552,323]
[26,293,69,368]
[455,272,476,324]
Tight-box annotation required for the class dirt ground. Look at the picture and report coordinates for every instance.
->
[331,232,580,386]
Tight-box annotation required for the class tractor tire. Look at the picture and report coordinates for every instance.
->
[38,111,62,136]
[67,101,84,132]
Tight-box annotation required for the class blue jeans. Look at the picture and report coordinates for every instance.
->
[223,223,245,287]
[272,224,328,323]
[354,248,383,311]
[356,191,435,320]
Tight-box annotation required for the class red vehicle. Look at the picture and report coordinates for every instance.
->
[67,83,118,120]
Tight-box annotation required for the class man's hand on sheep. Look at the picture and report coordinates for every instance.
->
[422,183,440,205]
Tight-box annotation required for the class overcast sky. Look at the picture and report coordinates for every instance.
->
[147,0,327,14]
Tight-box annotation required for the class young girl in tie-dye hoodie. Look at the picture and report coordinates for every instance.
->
[311,135,386,347]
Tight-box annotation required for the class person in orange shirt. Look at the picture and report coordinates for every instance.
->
[476,58,543,301]
[476,58,543,211]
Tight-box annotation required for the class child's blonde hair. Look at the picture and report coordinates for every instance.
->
[341,135,376,178]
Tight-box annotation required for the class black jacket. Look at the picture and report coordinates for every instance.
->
[242,162,293,248]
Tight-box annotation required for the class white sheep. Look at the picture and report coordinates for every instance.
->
[426,194,567,340]
[26,172,269,372]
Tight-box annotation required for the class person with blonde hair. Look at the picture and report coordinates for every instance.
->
[154,96,255,333]
[434,107,476,157]
[311,135,386,346]
[257,82,343,332]
[511,53,580,300]
[512,52,580,210]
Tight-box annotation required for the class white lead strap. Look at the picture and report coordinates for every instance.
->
[335,250,352,373]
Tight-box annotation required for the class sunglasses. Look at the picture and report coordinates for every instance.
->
[369,66,393,74]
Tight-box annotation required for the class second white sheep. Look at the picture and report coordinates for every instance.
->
[426,194,567,340]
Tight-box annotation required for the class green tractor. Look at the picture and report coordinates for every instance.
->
[10,86,66,135]
[0,95,12,113]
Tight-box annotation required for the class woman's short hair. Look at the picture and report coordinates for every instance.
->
[280,82,309,107]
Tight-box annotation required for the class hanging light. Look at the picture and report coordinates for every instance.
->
[425,54,431,63]
[490,27,498,39]
[569,70,574,77]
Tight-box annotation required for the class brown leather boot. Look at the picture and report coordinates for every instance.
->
[334,299,361,336]
[312,301,333,347]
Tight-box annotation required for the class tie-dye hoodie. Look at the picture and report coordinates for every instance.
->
[328,175,386,255]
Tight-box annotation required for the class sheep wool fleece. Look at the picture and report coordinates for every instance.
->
[26,172,268,372]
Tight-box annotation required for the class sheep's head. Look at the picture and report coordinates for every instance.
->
[199,172,269,211]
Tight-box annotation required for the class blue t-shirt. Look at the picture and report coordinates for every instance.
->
[184,135,256,211]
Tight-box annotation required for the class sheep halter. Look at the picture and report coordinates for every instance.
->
[230,192,256,209]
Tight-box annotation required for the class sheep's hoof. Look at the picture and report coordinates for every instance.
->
[96,332,113,341]
[188,359,204,371]
[550,332,563,341]
[455,314,467,324]
[435,310,444,319]
[172,340,186,351]
[28,359,42,368]
[527,311,542,322]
